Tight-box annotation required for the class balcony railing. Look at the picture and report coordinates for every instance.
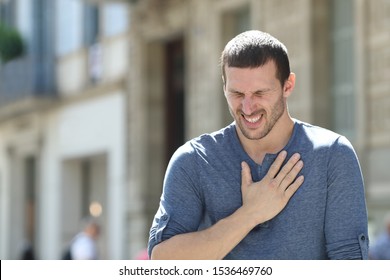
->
[57,34,129,96]
[0,54,57,108]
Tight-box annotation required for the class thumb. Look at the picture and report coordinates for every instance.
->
[241,161,253,192]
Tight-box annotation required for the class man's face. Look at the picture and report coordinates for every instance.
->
[223,61,288,141]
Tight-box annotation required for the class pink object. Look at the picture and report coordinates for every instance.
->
[135,249,149,260]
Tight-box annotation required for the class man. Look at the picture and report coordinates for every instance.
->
[70,217,100,260]
[148,30,368,259]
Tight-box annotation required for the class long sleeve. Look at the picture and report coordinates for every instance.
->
[325,136,369,259]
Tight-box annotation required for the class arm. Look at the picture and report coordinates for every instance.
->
[151,151,304,260]
[151,206,256,260]
[325,136,369,259]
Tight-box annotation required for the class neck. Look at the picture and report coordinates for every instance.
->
[238,113,294,164]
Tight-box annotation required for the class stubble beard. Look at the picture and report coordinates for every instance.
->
[231,95,285,141]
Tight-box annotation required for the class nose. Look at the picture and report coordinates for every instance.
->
[241,95,255,115]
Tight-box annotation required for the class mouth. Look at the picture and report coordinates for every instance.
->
[241,112,264,126]
[243,115,261,123]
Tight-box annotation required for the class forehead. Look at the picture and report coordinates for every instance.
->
[224,61,279,89]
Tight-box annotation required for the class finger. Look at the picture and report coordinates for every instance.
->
[274,153,301,184]
[266,150,287,179]
[284,175,304,199]
[279,160,304,190]
[241,161,253,192]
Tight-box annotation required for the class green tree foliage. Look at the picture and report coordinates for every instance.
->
[0,23,24,63]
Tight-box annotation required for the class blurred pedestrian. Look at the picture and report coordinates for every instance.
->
[369,213,390,260]
[63,217,101,260]
[20,240,35,260]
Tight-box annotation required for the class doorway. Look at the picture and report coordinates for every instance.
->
[165,38,185,163]
[144,36,186,228]
[61,154,107,259]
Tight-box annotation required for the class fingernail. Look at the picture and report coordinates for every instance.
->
[293,153,301,160]
[280,150,287,157]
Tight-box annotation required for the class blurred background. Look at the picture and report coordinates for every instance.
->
[0,0,389,260]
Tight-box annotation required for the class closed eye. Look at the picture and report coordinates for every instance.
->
[228,89,245,98]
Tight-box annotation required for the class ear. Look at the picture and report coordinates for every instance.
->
[222,75,227,96]
[283,72,295,98]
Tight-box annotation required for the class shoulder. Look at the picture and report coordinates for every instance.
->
[171,123,236,163]
[295,120,341,143]
[294,119,354,151]
[72,233,92,246]
[191,123,235,149]
[292,120,360,172]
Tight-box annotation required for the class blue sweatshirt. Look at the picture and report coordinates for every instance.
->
[148,120,369,259]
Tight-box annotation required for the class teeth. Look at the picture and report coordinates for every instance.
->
[245,115,260,123]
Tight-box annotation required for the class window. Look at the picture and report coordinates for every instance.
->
[0,0,15,26]
[221,6,250,45]
[84,3,99,47]
[102,4,128,37]
[165,38,185,164]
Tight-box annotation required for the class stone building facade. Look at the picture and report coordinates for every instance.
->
[127,0,390,250]
[0,0,129,259]
[0,0,389,259]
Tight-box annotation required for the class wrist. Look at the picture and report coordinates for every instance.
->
[233,206,263,231]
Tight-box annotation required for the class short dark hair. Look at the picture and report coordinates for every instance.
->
[221,30,290,86]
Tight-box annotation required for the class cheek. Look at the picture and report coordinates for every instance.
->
[225,96,237,109]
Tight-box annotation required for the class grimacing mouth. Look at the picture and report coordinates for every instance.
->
[240,111,265,124]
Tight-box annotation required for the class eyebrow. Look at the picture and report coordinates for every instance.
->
[228,87,273,95]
